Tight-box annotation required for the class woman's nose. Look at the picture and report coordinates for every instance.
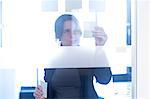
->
[68,32,73,39]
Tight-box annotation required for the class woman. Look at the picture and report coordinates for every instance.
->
[34,14,112,99]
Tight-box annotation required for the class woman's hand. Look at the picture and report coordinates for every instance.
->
[92,26,107,46]
[33,85,45,99]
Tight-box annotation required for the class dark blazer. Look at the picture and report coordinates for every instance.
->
[44,67,112,99]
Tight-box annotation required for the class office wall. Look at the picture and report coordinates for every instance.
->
[137,0,150,98]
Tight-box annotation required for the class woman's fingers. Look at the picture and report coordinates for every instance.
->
[92,27,106,37]
[92,26,107,46]
[33,85,45,99]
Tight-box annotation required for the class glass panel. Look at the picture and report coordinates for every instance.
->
[1,0,134,99]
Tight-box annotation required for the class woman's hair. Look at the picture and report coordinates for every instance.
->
[55,14,80,41]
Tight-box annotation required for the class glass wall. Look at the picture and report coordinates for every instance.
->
[0,0,135,99]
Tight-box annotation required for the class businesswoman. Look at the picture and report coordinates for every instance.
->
[34,14,112,99]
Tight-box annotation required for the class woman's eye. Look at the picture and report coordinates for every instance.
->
[63,29,70,33]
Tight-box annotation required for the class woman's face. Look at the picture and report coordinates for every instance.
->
[61,20,81,46]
